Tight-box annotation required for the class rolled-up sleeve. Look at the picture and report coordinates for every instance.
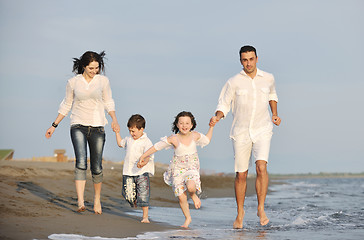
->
[269,77,279,102]
[102,77,115,113]
[58,80,73,116]
[216,81,234,118]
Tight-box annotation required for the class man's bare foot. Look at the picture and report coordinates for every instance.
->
[233,210,245,229]
[141,218,150,223]
[191,194,201,209]
[257,209,269,226]
[94,198,102,214]
[181,217,192,228]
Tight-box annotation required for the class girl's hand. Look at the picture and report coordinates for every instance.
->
[45,127,55,139]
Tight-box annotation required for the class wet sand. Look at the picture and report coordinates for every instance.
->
[0,160,258,239]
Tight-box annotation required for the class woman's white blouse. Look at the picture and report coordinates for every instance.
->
[58,74,115,127]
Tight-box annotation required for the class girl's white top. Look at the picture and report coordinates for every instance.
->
[154,131,210,155]
[58,74,115,127]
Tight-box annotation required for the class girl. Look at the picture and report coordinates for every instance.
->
[138,111,213,228]
[45,51,120,214]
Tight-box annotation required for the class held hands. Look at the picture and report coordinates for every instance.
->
[137,156,150,168]
[111,121,120,133]
[209,116,220,127]
[272,115,281,126]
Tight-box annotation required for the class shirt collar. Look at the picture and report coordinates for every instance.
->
[240,68,264,77]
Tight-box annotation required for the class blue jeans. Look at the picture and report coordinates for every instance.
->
[70,124,105,183]
[122,173,150,207]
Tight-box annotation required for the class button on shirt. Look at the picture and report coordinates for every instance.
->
[119,133,155,176]
[58,74,115,127]
[216,69,278,142]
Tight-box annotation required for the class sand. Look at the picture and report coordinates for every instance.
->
[0,160,258,240]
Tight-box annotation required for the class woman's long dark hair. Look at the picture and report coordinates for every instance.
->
[72,51,106,74]
[172,111,197,134]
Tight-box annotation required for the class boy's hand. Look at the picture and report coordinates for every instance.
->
[137,159,145,168]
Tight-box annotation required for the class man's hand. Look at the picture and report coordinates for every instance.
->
[272,115,281,126]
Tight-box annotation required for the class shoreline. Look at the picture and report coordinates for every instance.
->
[1,160,270,239]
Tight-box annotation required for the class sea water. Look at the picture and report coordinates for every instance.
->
[49,177,364,240]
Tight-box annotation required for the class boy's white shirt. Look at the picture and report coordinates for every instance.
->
[119,132,155,176]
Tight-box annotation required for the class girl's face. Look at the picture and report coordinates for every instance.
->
[177,116,193,135]
[83,61,99,80]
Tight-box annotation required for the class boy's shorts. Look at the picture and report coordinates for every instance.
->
[122,172,150,207]
[233,132,272,172]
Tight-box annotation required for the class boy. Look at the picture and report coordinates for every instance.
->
[115,114,154,223]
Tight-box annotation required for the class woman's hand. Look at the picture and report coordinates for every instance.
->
[45,127,55,139]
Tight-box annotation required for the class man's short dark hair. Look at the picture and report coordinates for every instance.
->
[127,114,146,129]
[239,45,257,57]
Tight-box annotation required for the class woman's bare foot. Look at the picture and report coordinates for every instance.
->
[257,209,269,226]
[94,198,102,214]
[181,217,192,228]
[77,201,86,213]
[233,210,245,229]
[191,194,201,209]
[141,218,150,223]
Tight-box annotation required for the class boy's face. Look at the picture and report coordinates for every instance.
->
[129,126,144,140]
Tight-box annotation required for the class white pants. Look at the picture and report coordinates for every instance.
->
[232,132,273,172]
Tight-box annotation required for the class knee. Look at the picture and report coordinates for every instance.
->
[186,181,196,194]
[235,171,248,182]
[256,161,267,175]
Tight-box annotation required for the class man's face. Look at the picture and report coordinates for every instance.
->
[240,51,258,74]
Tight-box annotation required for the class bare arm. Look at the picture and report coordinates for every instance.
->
[108,111,120,133]
[205,125,214,141]
[45,113,66,139]
[115,131,123,147]
[137,146,158,168]
[269,100,281,126]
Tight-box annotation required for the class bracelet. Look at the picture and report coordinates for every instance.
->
[52,122,58,128]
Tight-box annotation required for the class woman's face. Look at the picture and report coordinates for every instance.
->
[177,116,193,135]
[83,61,99,80]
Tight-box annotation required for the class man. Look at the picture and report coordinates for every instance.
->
[210,45,281,229]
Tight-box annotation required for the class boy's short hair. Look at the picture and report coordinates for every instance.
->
[127,114,146,130]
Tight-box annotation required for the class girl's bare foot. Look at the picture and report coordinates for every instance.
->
[233,210,245,229]
[257,209,269,226]
[181,217,192,228]
[191,194,201,209]
[141,218,150,223]
[94,198,102,214]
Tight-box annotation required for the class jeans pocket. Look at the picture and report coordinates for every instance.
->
[97,127,105,134]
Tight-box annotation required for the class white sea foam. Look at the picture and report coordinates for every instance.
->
[47,178,364,240]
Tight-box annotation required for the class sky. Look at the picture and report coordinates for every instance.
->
[0,0,363,174]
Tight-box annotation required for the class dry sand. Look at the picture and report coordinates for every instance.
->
[0,160,259,240]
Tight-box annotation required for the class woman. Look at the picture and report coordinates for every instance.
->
[45,51,120,214]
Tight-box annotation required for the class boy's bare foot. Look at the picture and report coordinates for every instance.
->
[233,210,245,229]
[257,209,269,226]
[181,217,192,228]
[141,218,150,223]
[94,198,102,214]
[191,194,201,209]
